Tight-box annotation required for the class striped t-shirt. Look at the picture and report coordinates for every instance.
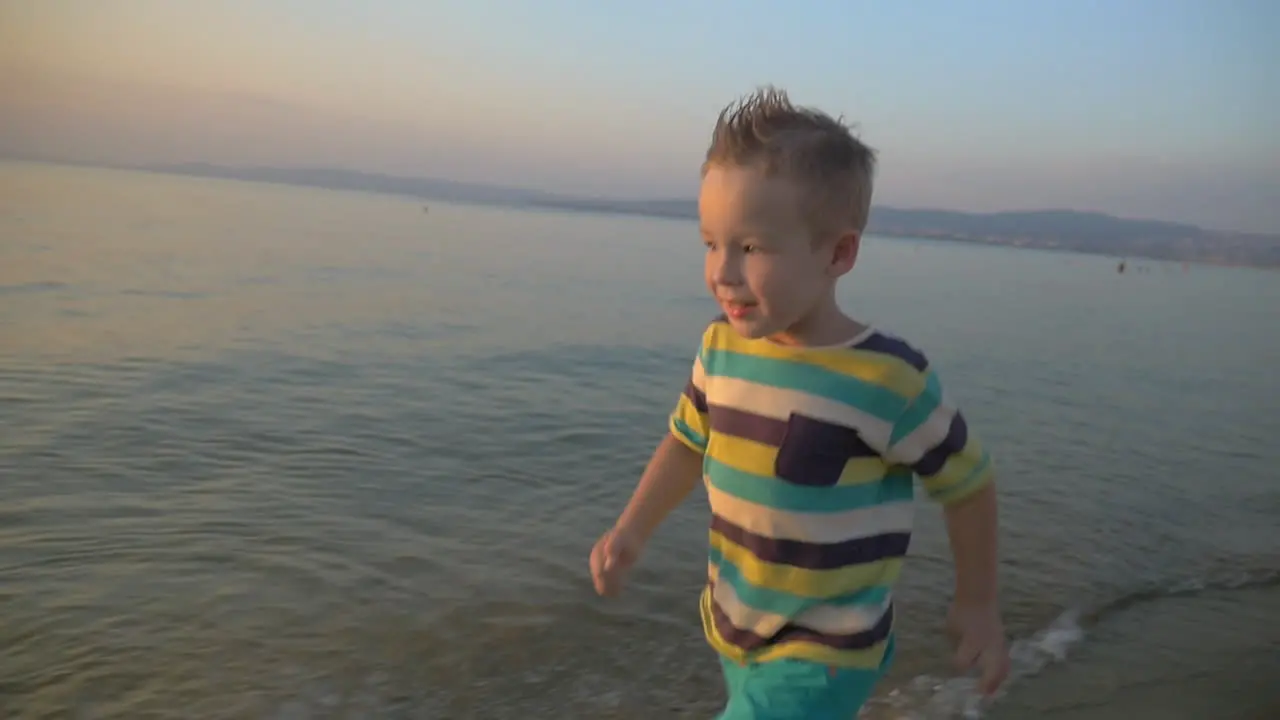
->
[669,317,994,669]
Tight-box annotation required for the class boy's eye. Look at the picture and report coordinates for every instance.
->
[743,244,760,254]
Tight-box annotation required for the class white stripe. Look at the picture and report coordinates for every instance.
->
[887,399,956,466]
[707,483,915,544]
[710,567,891,637]
[690,353,707,392]
[706,376,893,452]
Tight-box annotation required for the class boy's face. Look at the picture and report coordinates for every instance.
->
[698,163,851,343]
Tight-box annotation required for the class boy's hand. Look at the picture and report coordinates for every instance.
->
[946,603,1011,696]
[589,525,644,597]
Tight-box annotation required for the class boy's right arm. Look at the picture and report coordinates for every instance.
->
[611,432,705,544]
[590,433,704,596]
[591,337,711,597]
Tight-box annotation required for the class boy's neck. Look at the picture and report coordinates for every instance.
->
[767,303,867,348]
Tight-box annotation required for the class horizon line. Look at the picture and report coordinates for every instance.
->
[3,153,1276,239]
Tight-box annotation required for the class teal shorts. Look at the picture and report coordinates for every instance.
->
[714,637,894,720]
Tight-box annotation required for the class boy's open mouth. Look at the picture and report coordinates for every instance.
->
[720,299,757,318]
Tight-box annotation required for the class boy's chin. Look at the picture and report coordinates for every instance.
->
[724,315,775,340]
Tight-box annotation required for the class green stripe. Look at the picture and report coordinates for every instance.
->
[889,370,943,445]
[706,457,914,512]
[703,349,908,423]
[671,416,707,451]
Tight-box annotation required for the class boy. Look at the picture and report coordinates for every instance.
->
[589,87,1009,719]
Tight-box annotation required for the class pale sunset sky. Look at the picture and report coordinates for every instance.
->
[2,0,1277,233]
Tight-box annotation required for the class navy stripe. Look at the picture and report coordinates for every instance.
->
[913,412,968,477]
[684,379,708,413]
[711,514,911,571]
[709,407,880,464]
[855,332,929,373]
[708,405,789,446]
[711,593,894,652]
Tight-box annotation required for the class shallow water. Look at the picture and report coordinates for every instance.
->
[2,161,1277,718]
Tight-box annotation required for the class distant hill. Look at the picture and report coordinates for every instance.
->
[533,197,1280,268]
[145,162,564,208]
[139,162,1280,269]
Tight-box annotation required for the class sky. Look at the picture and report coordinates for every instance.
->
[2,0,1277,233]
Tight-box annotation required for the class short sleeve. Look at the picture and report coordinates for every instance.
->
[885,369,994,505]
[668,331,712,454]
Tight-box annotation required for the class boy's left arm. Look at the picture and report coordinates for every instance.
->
[885,372,1010,696]
[942,482,1008,696]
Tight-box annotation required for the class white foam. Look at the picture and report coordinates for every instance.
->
[860,609,1085,719]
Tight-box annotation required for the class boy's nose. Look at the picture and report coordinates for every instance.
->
[710,255,743,286]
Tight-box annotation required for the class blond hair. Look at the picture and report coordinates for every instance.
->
[703,86,877,235]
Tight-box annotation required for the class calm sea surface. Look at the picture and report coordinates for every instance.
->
[1,161,1277,719]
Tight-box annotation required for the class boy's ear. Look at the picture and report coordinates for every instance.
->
[828,231,860,277]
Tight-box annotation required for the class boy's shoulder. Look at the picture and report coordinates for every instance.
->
[845,327,932,375]
[836,327,938,405]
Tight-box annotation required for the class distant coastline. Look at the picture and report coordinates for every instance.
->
[11,157,1280,269]
[530,197,1280,270]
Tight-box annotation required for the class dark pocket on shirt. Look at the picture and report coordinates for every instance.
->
[773,413,863,487]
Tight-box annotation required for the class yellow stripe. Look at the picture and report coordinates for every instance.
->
[705,327,924,400]
[706,432,778,477]
[918,436,986,495]
[706,432,891,486]
[933,463,995,506]
[710,530,903,599]
[838,457,892,486]
[700,587,890,669]
[672,394,708,432]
